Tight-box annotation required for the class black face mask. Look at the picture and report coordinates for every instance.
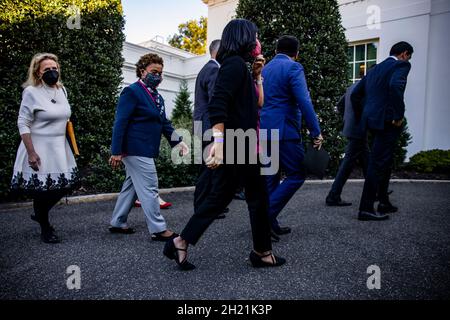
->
[42,69,59,86]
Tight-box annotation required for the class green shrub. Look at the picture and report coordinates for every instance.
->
[393,118,412,169]
[82,146,125,193]
[0,0,125,201]
[171,80,193,124]
[406,149,450,174]
[156,116,198,188]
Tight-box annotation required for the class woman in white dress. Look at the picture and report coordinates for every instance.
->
[11,53,79,244]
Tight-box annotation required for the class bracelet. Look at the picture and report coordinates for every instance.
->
[214,137,224,143]
[212,131,224,137]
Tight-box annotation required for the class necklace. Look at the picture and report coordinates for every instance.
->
[42,84,57,103]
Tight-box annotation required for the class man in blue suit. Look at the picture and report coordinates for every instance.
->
[261,36,323,238]
[351,41,413,221]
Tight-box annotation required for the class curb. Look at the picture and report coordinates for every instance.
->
[0,186,196,211]
[0,180,448,212]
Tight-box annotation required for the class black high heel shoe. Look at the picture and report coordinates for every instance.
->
[163,239,196,271]
[249,251,286,268]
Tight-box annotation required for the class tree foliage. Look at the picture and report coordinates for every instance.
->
[171,80,193,124]
[168,16,207,55]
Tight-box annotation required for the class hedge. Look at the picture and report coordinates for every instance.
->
[406,149,450,174]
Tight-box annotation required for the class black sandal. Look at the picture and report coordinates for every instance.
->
[163,239,196,271]
[249,251,286,268]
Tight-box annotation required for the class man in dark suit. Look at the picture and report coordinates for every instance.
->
[351,41,413,221]
[194,40,221,143]
[326,82,369,206]
[193,39,227,219]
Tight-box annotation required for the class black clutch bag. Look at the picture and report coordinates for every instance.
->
[303,144,330,179]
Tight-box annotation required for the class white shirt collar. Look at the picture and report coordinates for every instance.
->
[211,59,220,67]
[389,55,398,61]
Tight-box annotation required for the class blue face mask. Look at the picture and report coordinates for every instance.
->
[143,72,162,89]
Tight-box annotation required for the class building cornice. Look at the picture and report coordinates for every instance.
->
[202,0,231,7]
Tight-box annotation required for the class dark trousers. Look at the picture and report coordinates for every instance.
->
[328,137,369,199]
[33,190,66,229]
[265,140,306,231]
[359,125,401,212]
[181,164,272,253]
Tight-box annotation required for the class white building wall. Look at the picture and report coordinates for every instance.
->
[423,0,450,151]
[203,0,239,46]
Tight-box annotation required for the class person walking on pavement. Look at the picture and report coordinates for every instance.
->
[351,41,413,221]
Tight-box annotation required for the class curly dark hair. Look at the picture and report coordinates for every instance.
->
[135,53,164,78]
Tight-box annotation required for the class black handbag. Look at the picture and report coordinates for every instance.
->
[303,144,330,179]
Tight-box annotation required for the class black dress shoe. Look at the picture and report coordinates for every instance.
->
[270,229,280,242]
[234,191,246,201]
[377,202,398,214]
[215,208,228,219]
[273,226,291,235]
[376,190,393,201]
[41,226,61,244]
[109,226,136,234]
[249,251,286,268]
[326,196,352,207]
[358,211,389,221]
[215,213,226,219]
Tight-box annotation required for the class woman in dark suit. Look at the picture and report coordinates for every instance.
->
[163,19,286,270]
[109,53,189,240]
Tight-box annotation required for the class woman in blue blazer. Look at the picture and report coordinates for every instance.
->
[109,53,189,241]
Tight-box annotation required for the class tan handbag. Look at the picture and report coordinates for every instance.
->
[67,120,80,156]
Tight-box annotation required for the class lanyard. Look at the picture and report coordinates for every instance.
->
[138,80,158,106]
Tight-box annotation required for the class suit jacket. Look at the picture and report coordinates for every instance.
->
[260,54,321,141]
[337,82,365,139]
[351,57,411,131]
[111,81,181,158]
[194,59,220,135]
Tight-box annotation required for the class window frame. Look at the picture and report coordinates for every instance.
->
[347,39,379,83]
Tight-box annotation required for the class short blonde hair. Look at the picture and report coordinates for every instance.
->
[23,53,63,88]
